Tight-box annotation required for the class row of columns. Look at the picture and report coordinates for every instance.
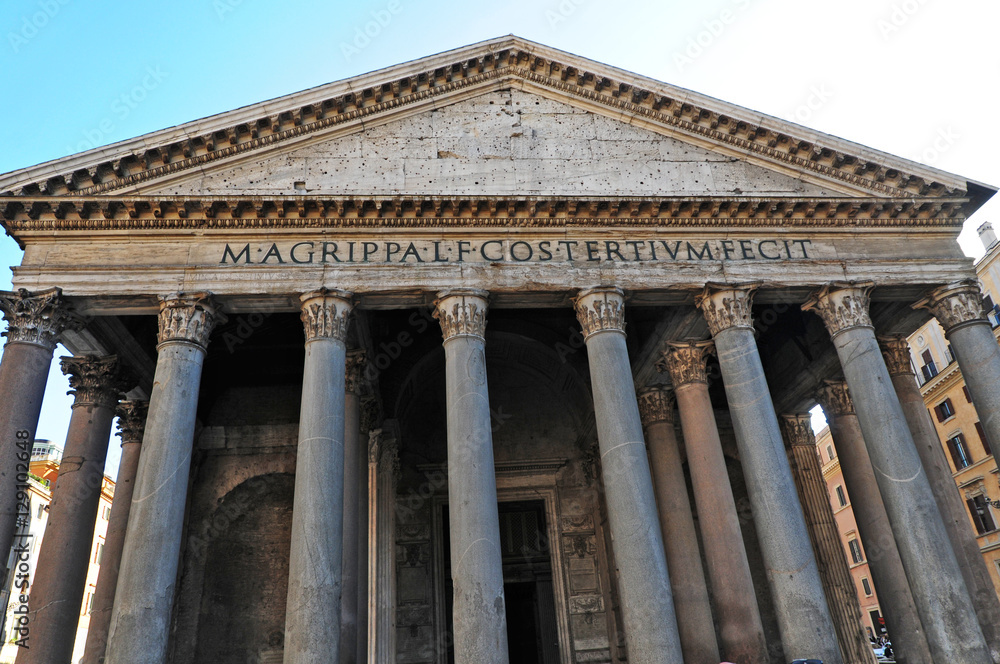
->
[2,277,1000,663]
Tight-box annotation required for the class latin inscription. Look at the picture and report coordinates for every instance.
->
[220,238,812,265]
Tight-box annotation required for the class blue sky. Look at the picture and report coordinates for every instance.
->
[1,0,997,476]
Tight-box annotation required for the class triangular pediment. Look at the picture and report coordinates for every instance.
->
[0,35,992,211]
[140,89,837,198]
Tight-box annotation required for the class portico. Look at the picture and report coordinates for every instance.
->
[0,35,998,664]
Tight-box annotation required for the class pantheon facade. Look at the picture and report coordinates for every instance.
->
[1,36,999,664]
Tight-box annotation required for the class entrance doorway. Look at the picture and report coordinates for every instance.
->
[441,500,561,663]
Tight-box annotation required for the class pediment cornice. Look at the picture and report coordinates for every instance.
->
[0,36,991,210]
[0,194,966,237]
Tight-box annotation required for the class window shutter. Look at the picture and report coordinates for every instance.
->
[964,386,973,403]
[935,404,945,422]
[976,422,992,457]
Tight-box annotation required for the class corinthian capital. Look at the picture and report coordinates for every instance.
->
[913,279,987,333]
[116,400,149,446]
[0,287,79,351]
[877,335,915,377]
[637,387,675,427]
[657,340,714,387]
[573,286,626,339]
[60,355,134,410]
[695,284,755,336]
[346,350,367,394]
[300,289,353,342]
[434,289,488,341]
[802,282,873,336]
[158,292,224,349]
[779,413,815,448]
[816,380,854,418]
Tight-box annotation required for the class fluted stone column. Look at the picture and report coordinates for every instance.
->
[658,342,766,664]
[433,289,509,664]
[804,283,989,663]
[637,386,719,664]
[573,286,683,664]
[916,280,1000,452]
[106,293,223,664]
[341,350,366,664]
[779,413,877,664]
[368,428,398,664]
[0,288,75,560]
[82,401,148,664]
[879,335,1000,664]
[698,285,842,664]
[17,356,132,664]
[284,289,353,664]
[815,382,931,664]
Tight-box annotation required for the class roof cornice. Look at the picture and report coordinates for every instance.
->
[0,36,992,212]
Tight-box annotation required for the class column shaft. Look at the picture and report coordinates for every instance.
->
[0,288,73,560]
[356,400,372,664]
[780,413,880,664]
[700,286,842,664]
[82,401,148,664]
[882,334,1000,663]
[285,289,352,664]
[434,290,509,664]
[340,351,364,664]
[805,284,989,663]
[575,287,683,664]
[638,387,720,664]
[369,429,397,664]
[106,293,221,664]
[18,356,130,664]
[659,342,766,664]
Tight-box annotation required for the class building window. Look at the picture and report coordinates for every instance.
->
[946,434,972,470]
[94,542,104,565]
[975,422,993,457]
[920,349,938,382]
[848,538,864,564]
[826,445,835,461]
[964,385,973,403]
[967,495,997,535]
[935,398,956,422]
[835,485,847,507]
[101,505,111,520]
[861,577,873,596]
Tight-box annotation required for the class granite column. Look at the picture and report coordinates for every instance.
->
[574,286,683,664]
[433,289,509,664]
[17,356,132,664]
[341,350,366,664]
[284,289,353,664]
[659,341,766,664]
[82,401,148,664]
[804,283,989,663]
[106,293,223,664]
[637,386,720,664]
[699,285,841,664]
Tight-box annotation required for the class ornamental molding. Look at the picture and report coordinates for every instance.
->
[158,292,225,349]
[116,400,149,446]
[816,380,854,418]
[574,286,626,339]
[299,288,353,342]
[368,428,384,464]
[345,350,367,394]
[60,355,134,410]
[877,335,915,377]
[913,279,987,333]
[636,387,675,427]
[0,196,968,233]
[696,284,755,336]
[780,413,815,448]
[434,289,489,341]
[1,38,967,206]
[802,282,874,336]
[656,340,714,387]
[0,287,79,350]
